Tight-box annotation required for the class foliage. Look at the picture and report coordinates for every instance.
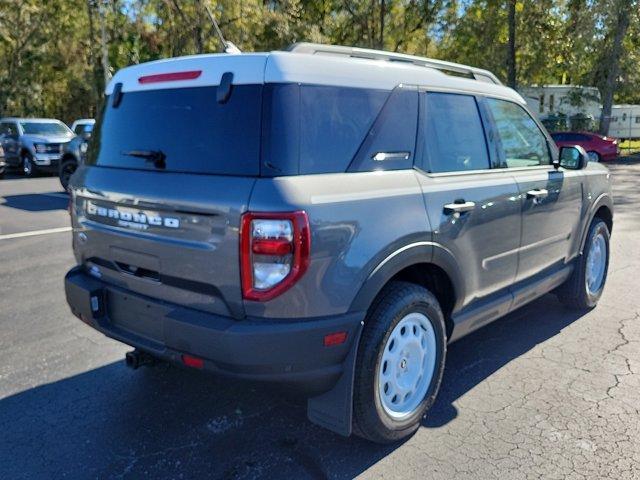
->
[0,0,638,123]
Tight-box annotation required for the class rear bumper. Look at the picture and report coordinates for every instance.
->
[65,267,364,393]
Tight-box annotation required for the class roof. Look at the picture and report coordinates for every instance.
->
[0,117,65,123]
[106,49,524,105]
[520,85,600,90]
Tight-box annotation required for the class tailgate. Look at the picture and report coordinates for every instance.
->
[71,166,254,318]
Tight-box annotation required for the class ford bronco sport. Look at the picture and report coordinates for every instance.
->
[65,44,613,444]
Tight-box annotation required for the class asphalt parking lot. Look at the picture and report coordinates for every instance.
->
[1,163,639,480]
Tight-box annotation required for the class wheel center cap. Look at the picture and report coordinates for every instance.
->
[400,358,407,370]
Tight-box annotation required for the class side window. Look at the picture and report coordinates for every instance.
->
[486,98,551,168]
[421,93,490,173]
[349,86,418,172]
[299,85,387,174]
[0,122,17,136]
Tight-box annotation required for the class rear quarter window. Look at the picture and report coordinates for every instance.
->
[261,84,388,175]
[299,85,387,174]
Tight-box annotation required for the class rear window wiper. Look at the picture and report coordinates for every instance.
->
[121,150,166,169]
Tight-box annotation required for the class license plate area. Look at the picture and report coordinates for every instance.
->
[107,289,168,343]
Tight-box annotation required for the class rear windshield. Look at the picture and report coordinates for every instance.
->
[87,85,262,175]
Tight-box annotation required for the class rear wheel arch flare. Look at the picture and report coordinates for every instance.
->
[350,242,460,339]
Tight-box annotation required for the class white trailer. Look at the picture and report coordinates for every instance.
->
[519,85,601,122]
[607,105,640,139]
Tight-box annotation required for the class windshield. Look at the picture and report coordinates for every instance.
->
[20,121,72,136]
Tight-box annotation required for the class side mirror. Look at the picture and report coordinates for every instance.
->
[558,145,588,170]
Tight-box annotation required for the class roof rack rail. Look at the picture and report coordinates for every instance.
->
[285,43,502,86]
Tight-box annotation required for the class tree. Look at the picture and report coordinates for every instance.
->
[596,0,634,135]
[506,0,516,88]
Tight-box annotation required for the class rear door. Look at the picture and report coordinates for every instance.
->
[414,92,521,310]
[72,58,267,319]
[484,98,584,282]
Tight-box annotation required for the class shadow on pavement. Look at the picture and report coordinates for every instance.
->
[0,294,587,479]
[1,193,68,212]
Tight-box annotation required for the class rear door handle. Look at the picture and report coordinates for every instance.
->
[443,201,476,214]
[526,188,549,199]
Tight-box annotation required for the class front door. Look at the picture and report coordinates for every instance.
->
[484,98,584,282]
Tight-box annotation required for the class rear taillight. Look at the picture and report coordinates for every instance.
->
[240,211,310,301]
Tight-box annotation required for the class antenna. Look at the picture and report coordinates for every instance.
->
[203,3,241,54]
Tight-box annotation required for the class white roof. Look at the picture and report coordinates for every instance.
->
[106,51,524,105]
[1,117,65,123]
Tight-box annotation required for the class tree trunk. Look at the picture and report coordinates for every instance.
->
[598,0,631,136]
[86,0,102,108]
[507,0,516,89]
[98,0,111,86]
[378,0,385,50]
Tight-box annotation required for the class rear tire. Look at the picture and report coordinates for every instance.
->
[353,281,447,444]
[556,218,610,309]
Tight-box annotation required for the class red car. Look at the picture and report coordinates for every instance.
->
[550,131,619,162]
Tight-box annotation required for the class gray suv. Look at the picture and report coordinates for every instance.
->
[64,44,613,444]
[0,117,74,177]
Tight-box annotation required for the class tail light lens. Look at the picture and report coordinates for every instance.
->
[240,211,310,301]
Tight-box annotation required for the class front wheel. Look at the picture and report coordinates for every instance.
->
[557,218,610,309]
[59,158,77,192]
[353,281,447,444]
[22,152,35,177]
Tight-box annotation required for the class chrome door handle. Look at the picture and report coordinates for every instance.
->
[443,201,476,214]
[526,188,549,199]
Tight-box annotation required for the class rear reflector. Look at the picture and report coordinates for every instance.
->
[323,331,348,347]
[138,70,202,84]
[181,354,204,369]
[252,238,293,256]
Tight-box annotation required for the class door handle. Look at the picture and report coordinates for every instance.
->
[443,201,476,214]
[526,188,549,199]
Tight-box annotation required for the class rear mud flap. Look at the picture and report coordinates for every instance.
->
[307,320,364,437]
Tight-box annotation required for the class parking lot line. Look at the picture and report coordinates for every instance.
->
[0,226,72,240]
